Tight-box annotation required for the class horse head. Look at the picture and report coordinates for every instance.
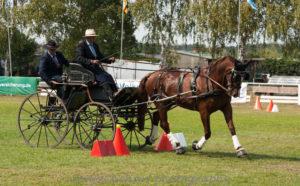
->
[224,58,250,97]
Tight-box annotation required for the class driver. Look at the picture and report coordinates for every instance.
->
[75,29,118,100]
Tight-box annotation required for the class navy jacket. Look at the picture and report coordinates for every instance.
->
[39,51,69,85]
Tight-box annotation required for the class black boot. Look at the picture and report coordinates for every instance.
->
[103,84,114,101]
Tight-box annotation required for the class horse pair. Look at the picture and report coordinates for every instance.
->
[137,56,249,158]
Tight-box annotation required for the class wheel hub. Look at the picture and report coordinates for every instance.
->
[124,120,136,131]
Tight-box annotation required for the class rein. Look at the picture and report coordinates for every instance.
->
[204,75,230,93]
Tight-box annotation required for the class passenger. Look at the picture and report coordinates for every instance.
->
[39,40,69,100]
[75,29,118,99]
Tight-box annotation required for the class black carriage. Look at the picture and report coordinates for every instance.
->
[17,63,153,150]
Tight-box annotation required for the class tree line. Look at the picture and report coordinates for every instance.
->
[0,0,299,76]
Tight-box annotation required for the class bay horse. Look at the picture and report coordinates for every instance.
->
[137,56,249,157]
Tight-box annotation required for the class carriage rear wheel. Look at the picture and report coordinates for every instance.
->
[18,91,69,148]
[74,102,116,151]
[116,109,153,150]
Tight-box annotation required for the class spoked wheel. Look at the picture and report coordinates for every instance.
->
[56,112,76,146]
[56,121,76,146]
[74,102,116,151]
[18,91,69,148]
[117,109,153,150]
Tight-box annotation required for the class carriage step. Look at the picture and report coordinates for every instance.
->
[40,105,64,111]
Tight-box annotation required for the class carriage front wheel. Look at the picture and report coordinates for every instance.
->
[74,102,116,151]
[17,91,69,148]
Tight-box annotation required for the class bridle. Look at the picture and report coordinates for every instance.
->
[205,67,248,96]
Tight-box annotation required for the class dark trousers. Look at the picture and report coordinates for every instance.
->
[85,65,118,92]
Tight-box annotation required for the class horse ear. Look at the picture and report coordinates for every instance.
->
[234,59,252,71]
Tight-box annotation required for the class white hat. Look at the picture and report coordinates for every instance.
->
[83,29,98,37]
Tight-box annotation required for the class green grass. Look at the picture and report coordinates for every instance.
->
[1,95,300,185]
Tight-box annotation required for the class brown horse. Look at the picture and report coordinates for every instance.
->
[137,56,249,157]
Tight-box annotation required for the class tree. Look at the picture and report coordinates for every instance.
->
[0,1,37,76]
[263,0,300,59]
[10,28,37,76]
[191,0,263,60]
[15,0,137,60]
[131,0,192,67]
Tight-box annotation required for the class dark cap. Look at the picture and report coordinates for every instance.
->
[46,40,59,49]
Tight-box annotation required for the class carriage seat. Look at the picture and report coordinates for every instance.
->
[67,63,112,102]
[38,79,51,89]
[67,63,95,84]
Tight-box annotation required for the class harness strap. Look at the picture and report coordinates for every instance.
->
[151,71,166,100]
[190,66,200,93]
[185,89,225,99]
[177,72,187,93]
[153,71,164,94]
[206,68,213,92]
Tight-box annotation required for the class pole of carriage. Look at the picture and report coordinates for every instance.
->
[237,0,241,60]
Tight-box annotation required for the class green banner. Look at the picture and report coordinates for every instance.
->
[0,77,37,95]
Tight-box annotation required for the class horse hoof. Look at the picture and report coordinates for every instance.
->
[237,148,247,158]
[145,136,153,145]
[176,147,186,155]
[192,141,199,150]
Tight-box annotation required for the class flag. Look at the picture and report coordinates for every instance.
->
[247,0,257,11]
[0,0,5,9]
[123,0,128,14]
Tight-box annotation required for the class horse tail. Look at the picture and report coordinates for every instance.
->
[137,73,152,131]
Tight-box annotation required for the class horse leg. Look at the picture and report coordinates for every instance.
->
[158,108,185,154]
[192,111,211,150]
[146,111,160,144]
[221,103,247,158]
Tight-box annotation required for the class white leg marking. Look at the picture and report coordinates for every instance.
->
[167,132,179,149]
[196,136,207,150]
[232,135,242,150]
[150,125,158,143]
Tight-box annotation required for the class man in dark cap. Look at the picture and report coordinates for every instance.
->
[76,29,118,99]
[39,40,69,99]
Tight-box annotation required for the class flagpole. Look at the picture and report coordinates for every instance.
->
[120,3,124,60]
[119,1,125,80]
[237,0,241,60]
[6,0,12,77]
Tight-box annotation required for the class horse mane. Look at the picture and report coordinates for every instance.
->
[161,67,180,71]
[209,56,242,67]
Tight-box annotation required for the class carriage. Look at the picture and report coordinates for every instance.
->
[17,63,154,151]
[18,56,250,157]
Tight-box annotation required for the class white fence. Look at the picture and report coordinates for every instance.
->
[233,83,299,105]
[260,96,298,104]
[106,60,160,80]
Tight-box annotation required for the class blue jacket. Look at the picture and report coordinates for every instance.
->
[39,51,69,85]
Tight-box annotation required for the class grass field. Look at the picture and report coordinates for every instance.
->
[0,95,300,185]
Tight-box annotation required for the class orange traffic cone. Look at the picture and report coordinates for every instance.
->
[266,99,274,112]
[113,125,130,156]
[153,131,175,151]
[253,96,262,110]
[90,140,116,157]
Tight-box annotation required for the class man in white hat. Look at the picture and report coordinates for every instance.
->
[75,29,117,99]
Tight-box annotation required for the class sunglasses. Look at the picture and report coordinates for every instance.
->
[49,48,57,51]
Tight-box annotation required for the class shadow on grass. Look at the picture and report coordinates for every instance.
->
[53,143,300,162]
[195,151,300,161]
[132,145,300,162]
